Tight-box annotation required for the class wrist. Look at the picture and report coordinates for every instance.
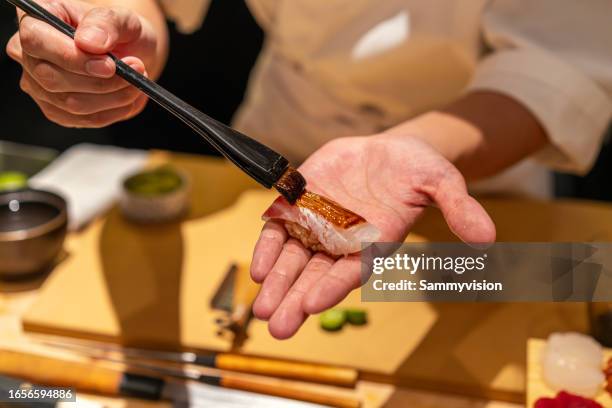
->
[382,111,483,165]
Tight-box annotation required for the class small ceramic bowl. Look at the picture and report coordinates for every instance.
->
[119,166,190,223]
[0,189,68,278]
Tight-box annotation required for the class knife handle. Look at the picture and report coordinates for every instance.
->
[0,349,163,400]
[218,375,361,408]
[212,354,359,387]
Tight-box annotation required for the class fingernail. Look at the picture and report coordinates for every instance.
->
[127,62,143,74]
[86,58,113,77]
[79,26,108,47]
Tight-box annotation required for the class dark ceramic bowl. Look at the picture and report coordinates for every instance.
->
[0,189,68,278]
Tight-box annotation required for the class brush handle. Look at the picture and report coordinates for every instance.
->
[0,349,163,400]
[206,354,359,387]
[6,0,289,189]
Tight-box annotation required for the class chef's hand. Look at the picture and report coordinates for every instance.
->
[250,133,496,339]
[6,0,168,128]
[249,92,548,340]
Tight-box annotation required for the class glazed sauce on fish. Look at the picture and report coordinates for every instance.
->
[296,191,365,228]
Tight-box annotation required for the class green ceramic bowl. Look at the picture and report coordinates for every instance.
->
[119,166,190,223]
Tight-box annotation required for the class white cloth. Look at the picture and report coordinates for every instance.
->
[29,144,148,230]
[159,0,612,197]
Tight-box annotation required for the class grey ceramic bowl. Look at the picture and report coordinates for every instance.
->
[0,189,68,278]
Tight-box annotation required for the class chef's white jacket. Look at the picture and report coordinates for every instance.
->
[160,0,612,197]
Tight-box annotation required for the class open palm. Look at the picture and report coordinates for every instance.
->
[250,134,496,339]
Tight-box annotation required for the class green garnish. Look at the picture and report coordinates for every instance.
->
[0,171,28,192]
[124,167,183,197]
[345,309,367,325]
[319,309,347,331]
[320,308,368,331]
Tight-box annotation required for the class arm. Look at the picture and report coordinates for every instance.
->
[250,0,612,340]
[5,0,169,127]
[385,91,548,181]
[386,0,612,183]
[463,0,612,175]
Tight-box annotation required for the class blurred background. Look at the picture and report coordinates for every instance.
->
[0,0,610,201]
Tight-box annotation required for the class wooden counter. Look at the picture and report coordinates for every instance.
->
[5,152,612,406]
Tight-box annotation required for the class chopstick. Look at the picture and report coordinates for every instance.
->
[5,0,306,203]
[38,337,359,387]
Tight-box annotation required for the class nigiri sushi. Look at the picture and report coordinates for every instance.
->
[263,191,381,256]
[541,332,605,398]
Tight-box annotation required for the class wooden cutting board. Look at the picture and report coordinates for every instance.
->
[527,338,612,407]
[22,153,612,402]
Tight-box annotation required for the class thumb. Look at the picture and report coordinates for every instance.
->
[75,7,142,54]
[432,167,497,245]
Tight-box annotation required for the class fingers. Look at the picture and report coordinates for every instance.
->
[267,254,334,339]
[266,291,308,340]
[8,1,154,128]
[252,238,310,320]
[15,0,86,23]
[251,220,288,283]
[303,255,362,315]
[16,2,144,82]
[14,0,78,30]
[32,94,147,128]
[433,168,496,245]
[22,55,133,93]
[14,52,147,128]
[20,71,142,115]
[16,52,144,94]
[5,32,22,62]
[75,7,142,54]
[251,220,362,338]
[19,14,115,78]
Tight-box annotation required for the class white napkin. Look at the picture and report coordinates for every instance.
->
[29,144,148,230]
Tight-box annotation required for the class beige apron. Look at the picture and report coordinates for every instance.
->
[160,0,612,198]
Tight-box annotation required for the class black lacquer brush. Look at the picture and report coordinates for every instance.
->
[5,0,306,203]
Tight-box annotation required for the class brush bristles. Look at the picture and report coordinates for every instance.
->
[274,167,306,204]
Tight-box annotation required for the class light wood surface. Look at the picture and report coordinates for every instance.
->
[0,349,124,396]
[527,338,612,407]
[0,340,361,408]
[20,153,612,402]
[219,375,360,408]
[6,152,612,406]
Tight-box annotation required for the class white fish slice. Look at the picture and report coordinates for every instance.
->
[263,192,380,256]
